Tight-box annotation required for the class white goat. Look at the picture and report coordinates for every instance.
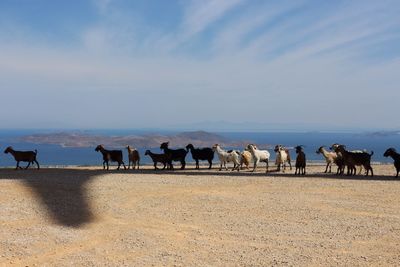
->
[316,146,337,173]
[246,144,270,172]
[212,144,241,171]
[274,145,292,172]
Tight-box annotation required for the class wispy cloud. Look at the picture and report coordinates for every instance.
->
[0,0,399,129]
[181,0,244,37]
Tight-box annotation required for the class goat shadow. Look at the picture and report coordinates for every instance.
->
[134,166,400,181]
[0,168,117,228]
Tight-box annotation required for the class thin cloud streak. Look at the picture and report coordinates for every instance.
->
[0,0,399,130]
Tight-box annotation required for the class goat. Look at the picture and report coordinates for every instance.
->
[145,150,168,170]
[328,144,347,175]
[294,145,306,175]
[4,146,40,170]
[126,145,140,170]
[333,145,373,177]
[274,145,292,172]
[95,145,126,170]
[212,144,241,171]
[186,144,214,169]
[330,143,367,174]
[383,148,400,178]
[330,143,365,175]
[316,146,338,173]
[240,150,252,170]
[160,142,187,170]
[240,145,259,170]
[246,144,270,172]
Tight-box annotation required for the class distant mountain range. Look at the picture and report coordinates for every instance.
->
[19,131,252,148]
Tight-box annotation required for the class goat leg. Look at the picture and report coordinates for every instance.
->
[252,160,258,172]
[180,160,185,170]
[34,160,40,170]
[324,164,329,173]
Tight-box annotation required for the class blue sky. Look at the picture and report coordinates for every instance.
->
[0,0,399,130]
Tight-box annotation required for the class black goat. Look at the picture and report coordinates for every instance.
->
[145,150,168,170]
[384,148,400,178]
[95,145,126,170]
[331,143,365,175]
[4,146,40,170]
[294,145,306,175]
[329,144,345,175]
[160,142,187,170]
[186,144,214,169]
[334,145,373,177]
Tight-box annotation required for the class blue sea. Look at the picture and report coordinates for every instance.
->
[0,129,399,167]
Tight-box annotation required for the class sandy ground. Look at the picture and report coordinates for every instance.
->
[0,164,399,266]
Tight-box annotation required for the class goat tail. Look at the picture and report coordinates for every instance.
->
[370,151,374,157]
[34,149,38,155]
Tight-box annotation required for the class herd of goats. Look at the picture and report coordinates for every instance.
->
[3,142,400,178]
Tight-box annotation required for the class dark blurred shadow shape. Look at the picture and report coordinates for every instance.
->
[1,169,102,228]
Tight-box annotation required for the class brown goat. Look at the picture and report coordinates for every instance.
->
[240,150,252,170]
[126,146,140,170]
[4,146,40,170]
[95,145,126,170]
[294,146,306,175]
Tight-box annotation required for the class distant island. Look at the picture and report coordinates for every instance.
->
[364,131,400,137]
[18,131,253,148]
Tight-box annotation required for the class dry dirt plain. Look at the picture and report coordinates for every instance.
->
[0,164,399,266]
